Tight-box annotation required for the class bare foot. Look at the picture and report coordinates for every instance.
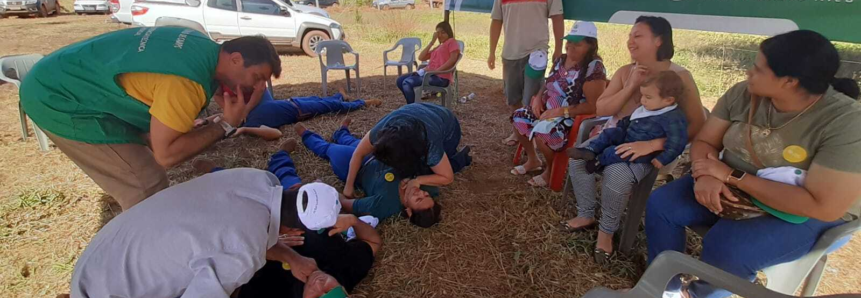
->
[502,132,518,146]
[364,99,382,107]
[293,123,307,136]
[192,159,218,175]
[338,87,350,100]
[340,117,352,128]
[280,138,298,153]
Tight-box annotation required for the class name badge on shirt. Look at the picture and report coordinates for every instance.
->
[385,173,395,182]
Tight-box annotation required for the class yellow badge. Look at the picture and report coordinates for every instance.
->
[782,145,808,163]
[385,173,395,182]
[282,262,291,271]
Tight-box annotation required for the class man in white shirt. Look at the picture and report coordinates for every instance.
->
[67,168,378,298]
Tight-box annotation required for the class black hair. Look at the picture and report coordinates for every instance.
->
[372,117,429,178]
[635,16,674,61]
[573,37,600,94]
[436,22,455,39]
[280,189,302,229]
[222,35,282,78]
[832,77,860,100]
[760,30,843,95]
[404,203,442,228]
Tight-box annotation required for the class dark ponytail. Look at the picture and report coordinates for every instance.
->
[760,30,839,95]
[831,77,860,100]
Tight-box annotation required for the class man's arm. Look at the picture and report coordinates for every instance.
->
[488,19,503,70]
[150,117,226,169]
[550,15,564,60]
[339,195,355,214]
[351,218,382,255]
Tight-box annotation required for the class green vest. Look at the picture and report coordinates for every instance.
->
[20,27,221,144]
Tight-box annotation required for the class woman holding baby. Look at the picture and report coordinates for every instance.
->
[646,29,861,298]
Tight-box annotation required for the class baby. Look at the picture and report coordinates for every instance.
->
[568,71,689,172]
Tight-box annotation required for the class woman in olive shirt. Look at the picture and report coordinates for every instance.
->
[646,30,861,298]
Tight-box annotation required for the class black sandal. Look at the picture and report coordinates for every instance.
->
[593,247,612,266]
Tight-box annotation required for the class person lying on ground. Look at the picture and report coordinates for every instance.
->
[294,119,443,228]
[19,28,280,210]
[195,87,382,140]
[342,103,472,199]
[396,22,460,104]
[67,168,377,298]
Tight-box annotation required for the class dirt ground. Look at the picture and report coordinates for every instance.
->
[1,11,859,298]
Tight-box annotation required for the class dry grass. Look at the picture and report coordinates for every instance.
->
[1,10,860,298]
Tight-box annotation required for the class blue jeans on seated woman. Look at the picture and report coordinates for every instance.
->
[645,175,845,298]
[396,73,449,104]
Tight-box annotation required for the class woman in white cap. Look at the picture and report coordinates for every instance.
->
[562,16,706,263]
[510,21,608,187]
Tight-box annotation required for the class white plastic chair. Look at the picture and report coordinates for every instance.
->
[412,40,464,107]
[1,54,50,151]
[688,217,860,296]
[316,40,360,96]
[383,37,421,78]
[580,251,859,298]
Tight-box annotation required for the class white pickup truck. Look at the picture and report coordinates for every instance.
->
[131,0,344,56]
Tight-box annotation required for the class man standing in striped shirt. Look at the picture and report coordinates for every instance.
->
[488,0,565,146]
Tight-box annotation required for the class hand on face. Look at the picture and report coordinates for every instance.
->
[303,271,342,298]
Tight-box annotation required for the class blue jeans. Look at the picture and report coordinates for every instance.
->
[645,175,845,298]
[396,73,449,104]
[211,151,303,189]
[244,90,366,128]
[300,127,362,181]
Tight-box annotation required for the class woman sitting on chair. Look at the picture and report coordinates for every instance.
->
[509,21,607,187]
[395,22,460,104]
[646,30,861,298]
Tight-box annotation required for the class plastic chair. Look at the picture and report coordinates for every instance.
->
[580,251,860,298]
[412,40,464,107]
[154,17,207,35]
[316,40,360,96]
[383,37,421,78]
[1,54,50,151]
[688,217,859,296]
[512,114,595,192]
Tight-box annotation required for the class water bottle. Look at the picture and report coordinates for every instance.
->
[467,92,476,100]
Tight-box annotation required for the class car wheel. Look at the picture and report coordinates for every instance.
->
[407,4,414,9]
[39,5,48,17]
[331,2,339,7]
[302,30,329,57]
[382,4,389,10]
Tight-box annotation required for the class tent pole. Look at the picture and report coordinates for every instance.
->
[444,9,450,22]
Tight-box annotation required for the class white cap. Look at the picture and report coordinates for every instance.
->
[296,182,342,231]
[525,49,548,79]
[565,21,598,42]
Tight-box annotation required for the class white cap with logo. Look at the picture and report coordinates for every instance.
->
[296,182,342,231]
[565,21,598,42]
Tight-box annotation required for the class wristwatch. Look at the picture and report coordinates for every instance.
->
[215,116,237,138]
[726,168,746,184]
[563,107,570,118]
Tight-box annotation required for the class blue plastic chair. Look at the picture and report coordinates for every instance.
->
[1,54,49,151]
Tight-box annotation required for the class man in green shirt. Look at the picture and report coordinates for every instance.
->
[20,27,282,210]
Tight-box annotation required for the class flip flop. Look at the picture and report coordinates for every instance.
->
[510,165,543,175]
[559,219,596,232]
[594,247,613,266]
[527,175,548,187]
[502,138,518,146]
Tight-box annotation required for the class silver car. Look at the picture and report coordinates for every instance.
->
[74,0,110,14]
[373,0,415,10]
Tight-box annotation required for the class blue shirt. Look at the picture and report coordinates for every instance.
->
[369,103,458,167]
[352,157,439,220]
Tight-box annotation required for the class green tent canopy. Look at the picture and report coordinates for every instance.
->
[443,0,861,43]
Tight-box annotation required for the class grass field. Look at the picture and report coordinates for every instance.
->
[1,8,860,297]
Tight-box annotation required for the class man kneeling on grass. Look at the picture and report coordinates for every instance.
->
[197,86,383,140]
[291,119,444,228]
[68,168,380,298]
